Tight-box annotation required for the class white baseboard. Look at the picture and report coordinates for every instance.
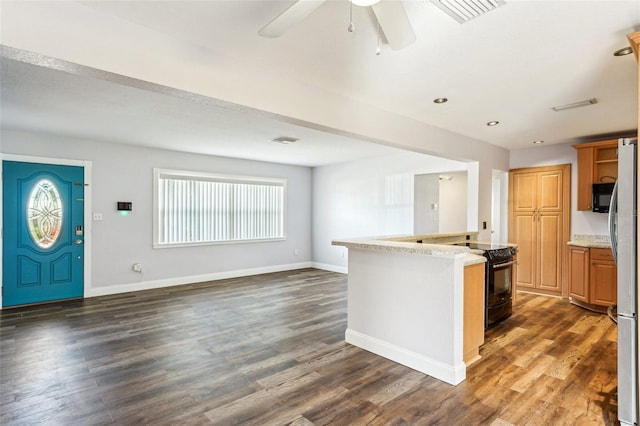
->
[85,262,313,298]
[312,262,347,274]
[345,328,466,386]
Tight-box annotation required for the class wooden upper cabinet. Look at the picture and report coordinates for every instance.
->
[573,139,619,211]
[511,169,564,212]
[511,172,537,211]
[538,169,564,211]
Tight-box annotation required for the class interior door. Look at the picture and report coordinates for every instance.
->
[2,161,84,307]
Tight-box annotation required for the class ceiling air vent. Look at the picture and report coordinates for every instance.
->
[429,0,505,24]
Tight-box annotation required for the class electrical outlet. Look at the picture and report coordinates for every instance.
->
[294,249,299,256]
[93,213,103,221]
[132,263,142,273]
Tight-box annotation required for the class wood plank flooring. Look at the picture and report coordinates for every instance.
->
[1,268,619,425]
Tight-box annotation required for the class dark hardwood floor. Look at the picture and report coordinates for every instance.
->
[1,269,618,425]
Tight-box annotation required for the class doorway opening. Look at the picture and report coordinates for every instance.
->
[414,170,470,235]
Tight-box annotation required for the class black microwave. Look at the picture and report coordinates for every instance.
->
[592,182,615,213]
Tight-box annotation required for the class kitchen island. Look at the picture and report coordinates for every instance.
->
[332,233,486,386]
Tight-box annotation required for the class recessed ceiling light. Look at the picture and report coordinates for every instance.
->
[433,97,448,104]
[533,140,544,144]
[551,98,597,112]
[486,121,499,126]
[614,47,633,57]
[270,136,299,144]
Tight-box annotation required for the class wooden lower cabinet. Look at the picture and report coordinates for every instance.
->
[512,210,564,295]
[568,246,617,311]
[568,246,590,302]
[589,248,617,306]
[463,263,485,365]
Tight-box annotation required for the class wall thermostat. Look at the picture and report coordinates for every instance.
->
[117,202,132,211]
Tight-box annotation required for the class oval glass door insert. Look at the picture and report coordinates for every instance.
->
[28,179,63,248]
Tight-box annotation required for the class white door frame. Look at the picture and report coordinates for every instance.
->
[1,154,93,309]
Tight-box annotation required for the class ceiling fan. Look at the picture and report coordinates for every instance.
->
[258,0,417,51]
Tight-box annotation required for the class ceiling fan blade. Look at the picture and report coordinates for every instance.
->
[371,1,417,50]
[258,0,327,38]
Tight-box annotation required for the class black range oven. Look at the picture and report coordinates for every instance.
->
[454,242,517,328]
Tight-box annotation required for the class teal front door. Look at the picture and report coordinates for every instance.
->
[3,161,84,307]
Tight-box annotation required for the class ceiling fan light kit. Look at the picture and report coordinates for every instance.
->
[352,0,382,6]
[428,0,505,24]
[259,0,416,52]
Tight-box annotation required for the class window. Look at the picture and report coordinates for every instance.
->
[28,179,63,249]
[153,169,286,247]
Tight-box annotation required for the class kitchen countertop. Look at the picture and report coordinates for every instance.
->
[332,236,487,266]
[567,234,611,249]
[464,253,487,266]
[567,240,612,249]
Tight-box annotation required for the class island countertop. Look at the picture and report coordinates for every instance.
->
[332,234,487,266]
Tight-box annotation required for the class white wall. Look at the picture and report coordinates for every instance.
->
[510,142,609,237]
[414,171,468,235]
[2,129,312,295]
[491,170,509,243]
[312,151,469,271]
[414,174,440,235]
[439,171,468,234]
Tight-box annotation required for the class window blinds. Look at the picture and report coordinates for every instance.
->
[155,170,285,246]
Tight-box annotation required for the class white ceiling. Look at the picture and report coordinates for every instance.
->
[1,0,639,166]
[0,56,404,167]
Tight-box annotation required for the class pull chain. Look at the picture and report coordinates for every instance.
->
[347,0,355,32]
[376,20,381,55]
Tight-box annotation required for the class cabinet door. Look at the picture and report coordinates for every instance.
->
[511,172,537,212]
[575,147,594,211]
[568,246,589,302]
[513,212,536,289]
[537,169,564,212]
[590,259,617,306]
[537,212,563,294]
[463,263,485,363]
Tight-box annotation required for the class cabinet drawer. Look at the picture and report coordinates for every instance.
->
[591,248,613,261]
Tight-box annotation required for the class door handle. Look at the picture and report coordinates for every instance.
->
[492,260,517,269]
[75,239,84,245]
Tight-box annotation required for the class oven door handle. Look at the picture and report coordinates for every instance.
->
[492,260,517,269]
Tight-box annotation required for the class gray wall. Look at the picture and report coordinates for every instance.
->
[414,174,440,235]
[2,129,312,295]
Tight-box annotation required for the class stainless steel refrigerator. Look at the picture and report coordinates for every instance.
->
[609,137,638,426]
